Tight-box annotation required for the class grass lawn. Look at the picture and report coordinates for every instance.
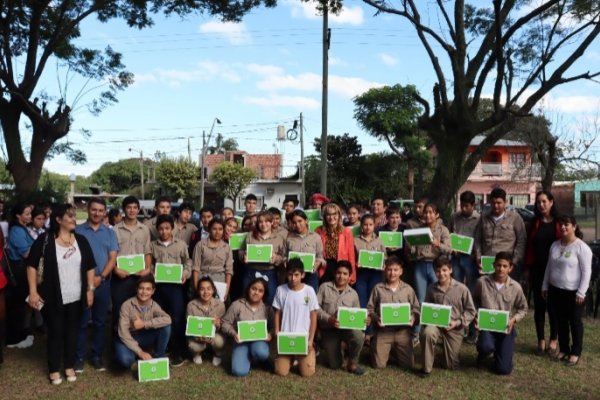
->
[2,314,599,400]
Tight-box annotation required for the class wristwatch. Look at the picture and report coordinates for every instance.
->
[87,284,95,292]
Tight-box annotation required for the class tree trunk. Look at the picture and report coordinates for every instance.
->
[426,136,471,209]
[541,135,557,192]
[407,159,415,199]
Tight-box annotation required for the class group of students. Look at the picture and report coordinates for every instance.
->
[0,187,591,384]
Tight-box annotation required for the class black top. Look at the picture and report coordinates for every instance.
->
[27,232,96,308]
[533,221,556,273]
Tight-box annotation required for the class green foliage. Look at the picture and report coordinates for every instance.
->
[155,157,198,200]
[208,133,239,154]
[210,162,255,210]
[89,158,144,193]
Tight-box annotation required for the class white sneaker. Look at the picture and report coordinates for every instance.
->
[193,355,203,365]
[7,335,34,349]
[212,356,222,367]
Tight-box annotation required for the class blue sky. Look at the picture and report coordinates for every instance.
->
[31,1,600,177]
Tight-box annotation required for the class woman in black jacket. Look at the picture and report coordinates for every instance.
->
[26,204,95,385]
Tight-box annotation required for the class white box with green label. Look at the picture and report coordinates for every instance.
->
[138,357,170,382]
[288,251,316,273]
[404,228,433,246]
[117,254,145,275]
[154,263,183,284]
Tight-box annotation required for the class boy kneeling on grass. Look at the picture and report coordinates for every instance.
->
[419,256,476,377]
[474,251,528,375]
[367,256,420,370]
[114,275,172,371]
[316,260,367,375]
[273,258,319,377]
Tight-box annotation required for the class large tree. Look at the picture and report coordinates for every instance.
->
[0,0,275,194]
[357,0,600,206]
[353,84,431,199]
[210,161,255,212]
[155,156,198,199]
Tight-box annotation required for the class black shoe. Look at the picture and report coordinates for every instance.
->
[74,359,85,374]
[417,369,431,379]
[92,358,106,372]
[170,356,185,368]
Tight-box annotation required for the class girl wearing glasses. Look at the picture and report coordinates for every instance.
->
[26,204,96,385]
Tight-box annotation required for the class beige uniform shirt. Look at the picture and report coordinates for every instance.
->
[413,222,451,261]
[114,221,152,256]
[424,279,476,328]
[474,210,527,266]
[449,210,480,237]
[186,298,226,319]
[144,217,159,241]
[367,281,420,331]
[192,240,234,282]
[474,274,528,322]
[174,222,198,246]
[354,236,386,254]
[221,298,273,337]
[239,232,286,271]
[150,238,193,280]
[118,297,171,354]
[316,281,360,329]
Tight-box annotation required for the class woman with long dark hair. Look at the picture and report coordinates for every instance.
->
[524,190,561,356]
[542,215,592,367]
[26,204,95,385]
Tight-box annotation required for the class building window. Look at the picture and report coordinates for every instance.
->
[509,194,529,208]
[509,153,526,167]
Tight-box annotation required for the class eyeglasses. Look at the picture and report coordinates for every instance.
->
[63,246,76,259]
[325,213,338,217]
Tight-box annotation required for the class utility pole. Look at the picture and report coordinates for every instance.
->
[320,6,330,196]
[129,148,144,199]
[200,118,222,208]
[188,137,192,163]
[300,113,305,208]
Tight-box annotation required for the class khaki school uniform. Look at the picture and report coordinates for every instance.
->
[114,221,152,256]
[420,279,476,373]
[144,217,159,241]
[473,275,528,321]
[186,298,226,354]
[118,298,171,354]
[151,238,193,280]
[220,298,273,337]
[239,233,286,271]
[192,240,234,283]
[174,222,198,246]
[367,281,420,369]
[316,282,364,368]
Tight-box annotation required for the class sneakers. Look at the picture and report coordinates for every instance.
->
[92,358,106,372]
[74,359,85,374]
[170,356,185,367]
[193,355,203,365]
[7,335,34,349]
[212,356,222,367]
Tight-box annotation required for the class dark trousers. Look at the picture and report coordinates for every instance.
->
[477,329,517,375]
[77,281,111,362]
[111,276,138,331]
[548,285,584,356]
[531,271,558,342]
[155,283,187,358]
[0,288,6,364]
[43,301,82,373]
[6,260,28,344]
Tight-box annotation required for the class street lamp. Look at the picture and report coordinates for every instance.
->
[129,148,144,200]
[200,117,222,208]
[68,173,76,205]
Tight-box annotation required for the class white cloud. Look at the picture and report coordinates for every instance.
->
[198,21,251,45]
[545,95,600,113]
[287,1,364,26]
[329,56,347,66]
[155,61,241,87]
[246,63,285,76]
[132,72,157,85]
[242,94,320,109]
[379,53,399,66]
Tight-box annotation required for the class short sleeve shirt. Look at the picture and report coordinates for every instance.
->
[272,284,319,333]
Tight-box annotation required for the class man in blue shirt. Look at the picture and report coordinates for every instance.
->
[74,198,118,373]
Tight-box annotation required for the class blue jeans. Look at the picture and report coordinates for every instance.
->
[77,280,111,362]
[303,272,319,293]
[155,283,187,358]
[243,269,278,305]
[413,260,437,333]
[451,254,477,293]
[231,341,270,377]
[355,268,383,308]
[114,326,171,368]
[477,329,517,375]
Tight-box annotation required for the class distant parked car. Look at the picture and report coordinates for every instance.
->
[480,204,534,223]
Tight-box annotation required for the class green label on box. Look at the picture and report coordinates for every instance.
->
[404,228,433,246]
[420,302,452,327]
[304,209,322,221]
[379,231,403,248]
[154,263,183,284]
[277,332,308,355]
[117,254,145,275]
[246,244,272,263]
[237,320,268,342]
[357,250,384,270]
[337,307,368,330]
[229,233,247,251]
[450,233,474,255]
[478,309,509,333]
[288,251,316,273]
[481,256,495,274]
[308,220,322,232]
[380,303,411,326]
[350,225,361,238]
[185,316,215,338]
[138,358,170,382]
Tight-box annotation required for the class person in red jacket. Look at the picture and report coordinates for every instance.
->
[315,203,356,285]
[524,190,561,357]
[0,228,7,366]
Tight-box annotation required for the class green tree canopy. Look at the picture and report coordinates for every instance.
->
[0,0,275,195]
[89,158,145,193]
[155,157,198,200]
[210,161,255,212]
